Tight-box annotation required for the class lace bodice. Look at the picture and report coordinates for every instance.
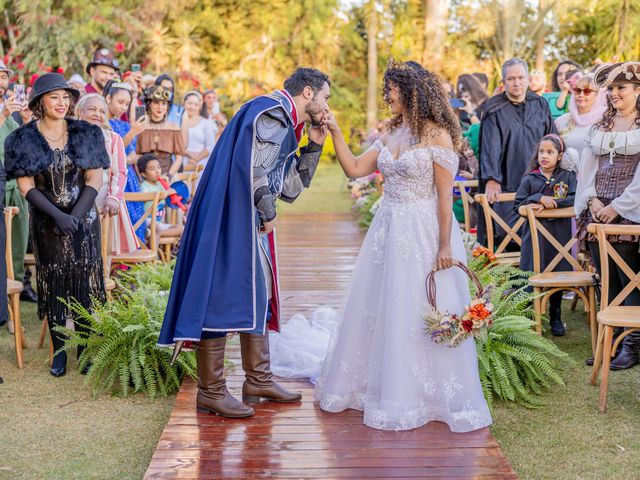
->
[374,139,459,203]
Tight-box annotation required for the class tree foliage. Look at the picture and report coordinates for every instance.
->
[0,0,637,128]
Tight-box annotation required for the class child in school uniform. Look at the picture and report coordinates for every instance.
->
[514,133,578,336]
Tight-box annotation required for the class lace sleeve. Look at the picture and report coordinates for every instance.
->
[371,138,385,152]
[429,146,459,177]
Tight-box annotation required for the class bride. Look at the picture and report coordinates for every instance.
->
[272,60,492,432]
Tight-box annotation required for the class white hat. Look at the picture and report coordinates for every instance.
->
[69,73,86,86]
[0,60,14,76]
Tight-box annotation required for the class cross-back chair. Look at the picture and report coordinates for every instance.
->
[474,192,524,265]
[5,207,25,368]
[111,192,161,267]
[454,179,478,233]
[588,223,640,413]
[518,206,598,350]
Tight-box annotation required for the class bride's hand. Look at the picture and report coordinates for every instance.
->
[322,112,340,135]
[435,245,454,270]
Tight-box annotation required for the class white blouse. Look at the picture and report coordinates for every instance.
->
[555,113,594,160]
[186,118,218,164]
[575,128,640,222]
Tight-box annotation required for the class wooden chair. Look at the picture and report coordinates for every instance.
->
[5,207,25,368]
[588,224,640,413]
[454,179,478,233]
[174,171,199,201]
[111,192,160,266]
[153,192,183,264]
[474,192,524,265]
[100,213,116,296]
[519,206,598,350]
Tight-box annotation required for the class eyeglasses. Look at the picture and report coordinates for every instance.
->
[572,88,595,96]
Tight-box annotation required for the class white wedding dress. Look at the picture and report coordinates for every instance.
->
[270,140,492,432]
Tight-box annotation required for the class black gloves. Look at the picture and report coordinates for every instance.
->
[70,185,99,220]
[25,189,79,235]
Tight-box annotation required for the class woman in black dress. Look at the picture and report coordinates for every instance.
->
[4,73,110,377]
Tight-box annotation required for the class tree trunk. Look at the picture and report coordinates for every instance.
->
[366,0,378,132]
[422,0,448,68]
[534,0,546,72]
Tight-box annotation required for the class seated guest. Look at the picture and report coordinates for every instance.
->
[576,62,640,370]
[137,153,184,238]
[514,134,577,336]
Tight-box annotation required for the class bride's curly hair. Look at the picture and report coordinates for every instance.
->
[383,59,461,147]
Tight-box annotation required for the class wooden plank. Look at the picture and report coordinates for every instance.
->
[145,213,516,479]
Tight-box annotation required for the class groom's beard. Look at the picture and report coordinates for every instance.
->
[306,103,326,127]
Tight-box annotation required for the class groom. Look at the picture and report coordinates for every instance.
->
[159,68,331,418]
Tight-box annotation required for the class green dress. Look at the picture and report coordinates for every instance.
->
[0,116,28,283]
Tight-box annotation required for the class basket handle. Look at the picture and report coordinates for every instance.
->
[425,260,483,310]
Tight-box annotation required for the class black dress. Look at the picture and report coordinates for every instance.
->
[31,148,105,325]
[477,91,557,246]
[4,119,110,333]
[513,167,577,273]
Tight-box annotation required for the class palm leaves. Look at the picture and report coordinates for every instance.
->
[469,260,574,408]
[54,262,196,399]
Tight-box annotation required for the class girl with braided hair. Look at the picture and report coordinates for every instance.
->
[271,60,492,432]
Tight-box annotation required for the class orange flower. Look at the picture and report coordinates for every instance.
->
[468,303,491,320]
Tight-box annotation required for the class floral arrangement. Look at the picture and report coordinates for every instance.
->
[424,261,494,347]
[472,246,496,266]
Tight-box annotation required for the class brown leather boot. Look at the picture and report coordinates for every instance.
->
[240,333,302,404]
[196,337,254,418]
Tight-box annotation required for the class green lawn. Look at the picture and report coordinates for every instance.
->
[0,303,175,480]
[491,304,640,479]
[279,161,353,214]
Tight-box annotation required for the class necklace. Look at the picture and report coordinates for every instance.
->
[615,108,637,118]
[48,149,68,199]
[37,120,67,145]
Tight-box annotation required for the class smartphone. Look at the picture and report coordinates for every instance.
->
[131,64,141,73]
[449,97,465,109]
[13,84,26,104]
[135,105,146,120]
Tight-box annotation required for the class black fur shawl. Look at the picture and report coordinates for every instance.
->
[4,118,110,180]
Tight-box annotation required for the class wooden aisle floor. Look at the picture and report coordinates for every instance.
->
[145,213,517,479]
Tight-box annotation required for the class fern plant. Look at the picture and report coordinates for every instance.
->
[54,263,196,399]
[468,259,575,408]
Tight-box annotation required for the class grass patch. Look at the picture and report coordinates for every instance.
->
[0,303,175,480]
[491,301,640,479]
[279,161,352,214]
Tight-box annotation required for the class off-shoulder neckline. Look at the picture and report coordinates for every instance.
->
[376,140,456,162]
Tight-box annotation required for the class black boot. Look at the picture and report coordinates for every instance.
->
[610,330,640,370]
[586,327,624,366]
[548,292,565,336]
[21,267,37,302]
[20,285,37,303]
[49,322,68,377]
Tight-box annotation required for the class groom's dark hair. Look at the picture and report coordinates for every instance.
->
[284,68,330,96]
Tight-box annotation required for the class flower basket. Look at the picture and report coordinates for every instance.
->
[424,260,493,347]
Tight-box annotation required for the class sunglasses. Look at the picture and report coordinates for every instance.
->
[572,87,595,96]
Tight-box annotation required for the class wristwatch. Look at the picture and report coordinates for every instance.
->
[587,196,597,207]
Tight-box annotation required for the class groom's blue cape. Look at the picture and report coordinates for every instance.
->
[158,95,290,345]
